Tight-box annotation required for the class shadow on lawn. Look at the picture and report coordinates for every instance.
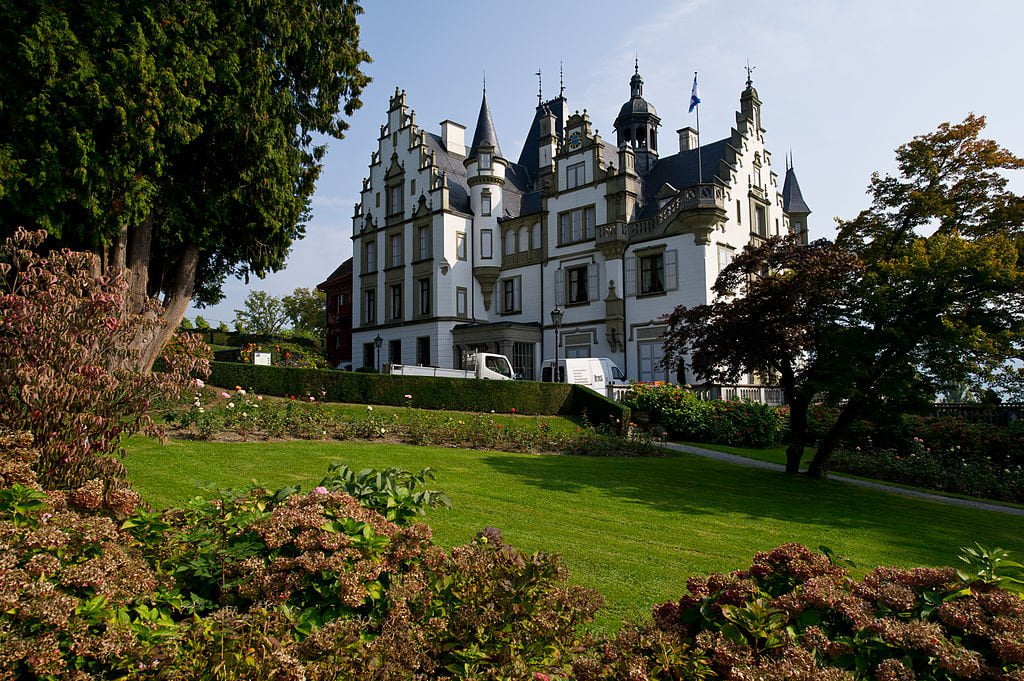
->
[477,451,1022,554]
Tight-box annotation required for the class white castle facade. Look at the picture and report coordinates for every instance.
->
[348,68,810,382]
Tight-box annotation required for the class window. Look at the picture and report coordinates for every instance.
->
[456,287,468,318]
[512,342,535,380]
[565,344,590,359]
[416,336,430,366]
[456,232,467,261]
[501,277,521,314]
[363,289,376,324]
[558,206,596,244]
[479,152,491,170]
[389,339,401,365]
[364,241,376,272]
[638,340,667,382]
[503,229,515,256]
[410,178,416,195]
[566,161,585,189]
[389,233,402,267]
[363,343,375,370]
[375,192,380,208]
[417,225,431,260]
[566,264,589,304]
[481,229,493,259]
[736,199,742,224]
[418,277,431,316]
[640,253,665,295]
[755,205,767,237]
[481,190,492,217]
[389,284,402,320]
[718,246,734,274]
[753,164,762,188]
[388,185,403,215]
[517,227,528,251]
[793,221,803,236]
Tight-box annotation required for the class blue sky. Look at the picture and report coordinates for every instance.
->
[190,0,1024,326]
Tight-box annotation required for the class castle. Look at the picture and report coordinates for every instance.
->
[342,66,810,381]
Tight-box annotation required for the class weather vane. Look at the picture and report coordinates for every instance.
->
[559,61,565,97]
[745,59,756,87]
[536,68,542,104]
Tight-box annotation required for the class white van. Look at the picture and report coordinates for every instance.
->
[540,357,627,397]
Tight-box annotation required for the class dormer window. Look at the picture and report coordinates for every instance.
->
[479,152,491,170]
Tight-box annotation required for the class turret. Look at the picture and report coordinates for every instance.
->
[782,155,811,245]
[612,61,661,176]
[465,90,506,310]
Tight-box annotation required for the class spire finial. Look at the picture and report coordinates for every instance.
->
[482,70,486,96]
[745,59,756,87]
[634,54,639,74]
[559,60,565,97]
[536,68,542,105]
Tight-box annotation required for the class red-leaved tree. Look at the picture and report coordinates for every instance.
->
[0,229,209,490]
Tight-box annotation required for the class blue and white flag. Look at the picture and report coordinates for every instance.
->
[689,74,701,113]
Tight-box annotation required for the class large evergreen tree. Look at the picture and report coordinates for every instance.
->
[0,0,370,369]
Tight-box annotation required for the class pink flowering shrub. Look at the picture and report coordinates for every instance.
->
[0,229,209,491]
[582,543,1024,681]
[0,429,601,680]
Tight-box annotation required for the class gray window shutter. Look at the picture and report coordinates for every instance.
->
[554,268,565,306]
[624,256,636,297]
[665,250,678,291]
[588,264,599,302]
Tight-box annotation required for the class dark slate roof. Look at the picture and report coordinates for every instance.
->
[317,257,352,290]
[469,93,502,159]
[516,97,567,188]
[638,138,730,217]
[423,132,472,213]
[782,166,811,214]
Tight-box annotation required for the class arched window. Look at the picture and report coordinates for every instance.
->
[518,227,527,252]
[504,230,515,255]
[531,222,541,250]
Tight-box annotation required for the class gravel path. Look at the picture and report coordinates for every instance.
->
[664,442,1024,517]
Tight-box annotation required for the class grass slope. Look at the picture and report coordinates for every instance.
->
[125,437,1023,630]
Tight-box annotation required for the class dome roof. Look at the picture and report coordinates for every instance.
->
[617,96,657,119]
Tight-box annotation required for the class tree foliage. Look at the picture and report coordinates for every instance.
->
[0,0,370,369]
[233,290,288,336]
[282,286,327,338]
[0,229,208,490]
[665,115,1024,478]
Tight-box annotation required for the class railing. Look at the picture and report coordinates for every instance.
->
[932,402,1023,427]
[596,183,726,245]
[692,384,786,406]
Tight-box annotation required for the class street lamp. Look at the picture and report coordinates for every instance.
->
[373,334,383,373]
[550,305,564,381]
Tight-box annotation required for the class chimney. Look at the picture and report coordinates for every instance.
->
[677,127,699,152]
[440,120,466,157]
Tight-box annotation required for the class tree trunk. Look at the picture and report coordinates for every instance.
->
[137,244,198,372]
[785,394,810,474]
[806,402,861,479]
[125,215,153,314]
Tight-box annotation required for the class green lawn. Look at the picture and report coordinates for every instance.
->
[125,437,1023,630]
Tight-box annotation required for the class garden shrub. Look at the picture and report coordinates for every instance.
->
[207,361,631,426]
[623,383,785,447]
[0,428,602,680]
[581,543,1024,681]
[0,229,208,490]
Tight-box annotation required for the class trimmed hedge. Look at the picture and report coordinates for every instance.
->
[208,361,630,426]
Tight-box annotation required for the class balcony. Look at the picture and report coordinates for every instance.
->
[598,183,727,247]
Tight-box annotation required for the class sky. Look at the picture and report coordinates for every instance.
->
[189,0,1024,327]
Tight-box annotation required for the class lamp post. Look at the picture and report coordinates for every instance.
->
[550,305,564,381]
[373,334,383,373]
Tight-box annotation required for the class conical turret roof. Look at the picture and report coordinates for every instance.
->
[469,92,502,159]
[782,165,811,214]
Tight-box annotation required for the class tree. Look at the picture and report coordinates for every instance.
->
[0,229,208,490]
[282,287,327,338]
[234,290,288,336]
[664,237,863,473]
[665,115,1024,479]
[0,0,370,370]
[193,315,211,330]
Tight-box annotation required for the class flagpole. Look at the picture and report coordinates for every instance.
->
[694,72,702,185]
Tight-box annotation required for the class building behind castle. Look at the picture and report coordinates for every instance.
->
[341,67,810,382]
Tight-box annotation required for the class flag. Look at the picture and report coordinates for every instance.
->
[689,74,701,113]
